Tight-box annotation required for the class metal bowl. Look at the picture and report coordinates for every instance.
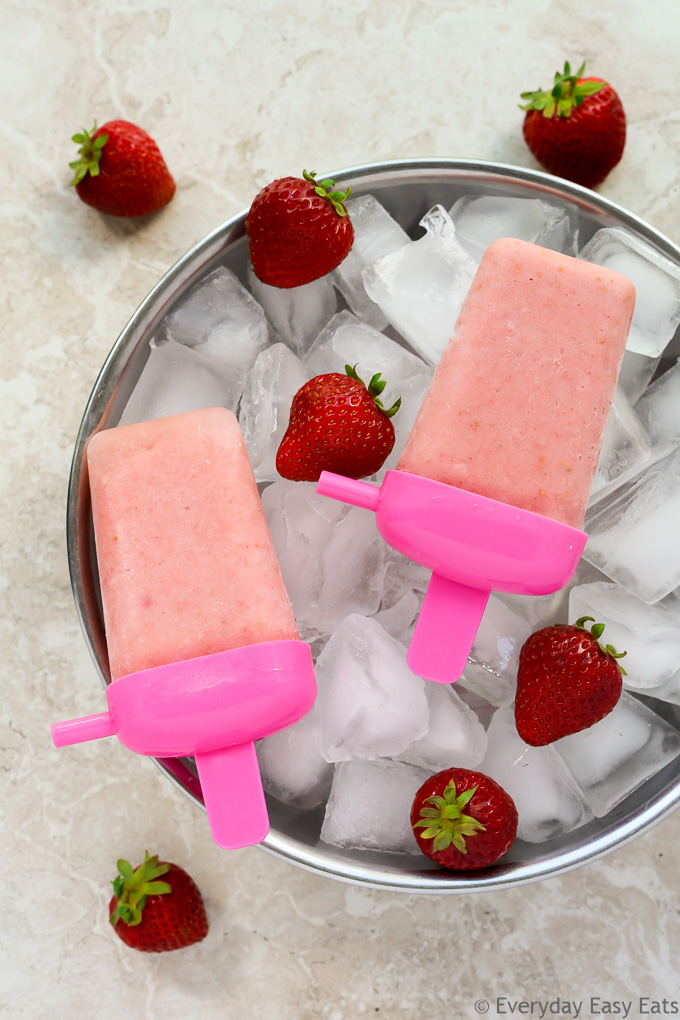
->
[67,159,680,893]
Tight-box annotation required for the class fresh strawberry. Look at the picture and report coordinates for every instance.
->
[520,61,626,188]
[411,768,518,870]
[108,851,208,952]
[276,364,400,481]
[69,120,176,217]
[246,169,354,287]
[514,616,626,746]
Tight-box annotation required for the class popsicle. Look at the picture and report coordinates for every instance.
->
[317,238,635,681]
[52,406,316,848]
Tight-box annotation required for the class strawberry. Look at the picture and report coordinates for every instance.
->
[520,61,626,188]
[69,120,176,217]
[514,616,626,746]
[108,851,208,952]
[411,768,518,870]
[276,364,400,481]
[246,169,354,287]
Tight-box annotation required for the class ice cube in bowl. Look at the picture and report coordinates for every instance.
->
[67,159,680,893]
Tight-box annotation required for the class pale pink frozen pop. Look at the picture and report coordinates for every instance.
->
[398,237,636,529]
[317,237,636,684]
[53,406,315,850]
[87,405,298,681]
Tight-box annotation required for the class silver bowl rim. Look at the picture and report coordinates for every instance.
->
[67,157,680,894]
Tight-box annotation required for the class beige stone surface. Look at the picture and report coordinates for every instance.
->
[2,1,680,1016]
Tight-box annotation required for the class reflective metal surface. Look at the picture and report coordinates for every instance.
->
[67,159,680,893]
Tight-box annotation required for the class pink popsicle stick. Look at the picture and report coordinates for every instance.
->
[407,573,490,683]
[195,742,269,849]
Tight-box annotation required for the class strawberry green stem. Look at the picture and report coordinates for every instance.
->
[519,60,605,118]
[303,169,351,216]
[69,122,110,185]
[109,851,171,927]
[413,780,485,854]
[344,364,401,418]
[574,615,627,675]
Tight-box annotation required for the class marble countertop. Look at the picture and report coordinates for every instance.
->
[3,1,680,1016]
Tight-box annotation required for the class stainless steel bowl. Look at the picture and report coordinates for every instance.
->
[67,159,680,893]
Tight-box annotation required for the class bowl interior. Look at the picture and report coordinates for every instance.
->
[67,160,680,892]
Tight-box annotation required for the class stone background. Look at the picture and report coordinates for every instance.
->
[2,1,679,1016]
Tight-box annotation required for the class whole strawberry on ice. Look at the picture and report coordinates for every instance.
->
[246,169,354,287]
[520,61,626,188]
[69,120,176,217]
[514,615,626,746]
[411,768,518,871]
[276,365,401,481]
[108,851,208,952]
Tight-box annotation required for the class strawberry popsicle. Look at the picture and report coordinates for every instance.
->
[398,237,636,529]
[90,406,298,680]
[52,406,316,848]
[317,238,635,683]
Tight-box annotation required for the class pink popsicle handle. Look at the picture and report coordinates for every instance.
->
[51,711,116,746]
[407,573,490,684]
[194,742,269,850]
[316,471,380,511]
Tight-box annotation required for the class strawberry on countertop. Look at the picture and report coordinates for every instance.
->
[514,615,626,746]
[276,364,401,482]
[246,170,354,287]
[70,120,176,217]
[411,768,518,870]
[520,60,626,188]
[109,851,208,952]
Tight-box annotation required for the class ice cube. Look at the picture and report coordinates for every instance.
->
[362,205,477,366]
[584,447,680,603]
[456,596,532,707]
[554,692,680,816]
[568,581,680,693]
[315,614,429,762]
[589,387,652,503]
[161,265,269,409]
[372,591,420,645]
[239,343,311,481]
[380,546,431,614]
[306,310,430,393]
[398,683,487,771]
[639,669,680,707]
[617,350,662,404]
[261,481,388,640]
[246,265,337,357]
[118,337,232,426]
[635,357,680,455]
[165,265,268,354]
[579,228,680,358]
[494,591,556,628]
[448,195,578,262]
[320,758,431,854]
[331,194,410,329]
[479,707,593,843]
[256,710,333,810]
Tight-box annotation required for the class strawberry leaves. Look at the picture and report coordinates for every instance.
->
[302,169,351,216]
[520,60,605,119]
[344,364,402,418]
[69,122,109,185]
[574,615,627,675]
[413,779,486,854]
[109,851,171,927]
